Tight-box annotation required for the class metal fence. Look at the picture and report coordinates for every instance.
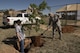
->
[45,3,80,26]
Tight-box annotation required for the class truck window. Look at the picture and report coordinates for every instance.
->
[16,14,22,17]
[24,14,29,17]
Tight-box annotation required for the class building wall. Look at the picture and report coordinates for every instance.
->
[0,13,4,17]
[77,10,80,20]
[9,10,22,16]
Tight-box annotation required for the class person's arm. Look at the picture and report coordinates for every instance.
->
[16,32,21,41]
[54,15,58,24]
[55,18,58,23]
[48,17,52,25]
[15,26,21,41]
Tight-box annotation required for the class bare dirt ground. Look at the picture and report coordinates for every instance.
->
[0,17,80,53]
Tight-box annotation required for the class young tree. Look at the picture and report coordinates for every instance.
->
[27,0,51,33]
[30,0,51,16]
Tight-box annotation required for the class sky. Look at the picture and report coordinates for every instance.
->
[0,0,80,14]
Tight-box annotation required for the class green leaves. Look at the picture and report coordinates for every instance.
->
[27,0,50,32]
[30,0,51,15]
[39,0,47,11]
[30,3,38,9]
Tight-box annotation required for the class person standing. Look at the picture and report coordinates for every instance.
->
[48,13,62,40]
[3,15,8,26]
[15,20,25,53]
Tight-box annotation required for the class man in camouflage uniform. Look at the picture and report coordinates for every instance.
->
[48,13,62,40]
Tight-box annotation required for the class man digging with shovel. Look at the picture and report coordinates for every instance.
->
[48,12,62,40]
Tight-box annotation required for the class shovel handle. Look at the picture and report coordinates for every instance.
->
[41,26,51,35]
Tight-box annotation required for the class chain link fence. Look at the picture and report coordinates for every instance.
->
[45,3,80,26]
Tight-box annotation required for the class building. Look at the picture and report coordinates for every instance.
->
[56,3,80,20]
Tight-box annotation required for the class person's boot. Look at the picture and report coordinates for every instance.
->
[59,35,61,40]
[59,31,62,40]
[59,37,61,40]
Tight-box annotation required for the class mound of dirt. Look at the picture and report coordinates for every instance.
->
[0,43,19,53]
[62,25,75,33]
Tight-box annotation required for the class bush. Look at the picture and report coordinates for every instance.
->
[39,19,45,24]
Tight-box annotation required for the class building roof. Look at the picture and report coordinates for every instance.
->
[56,4,80,12]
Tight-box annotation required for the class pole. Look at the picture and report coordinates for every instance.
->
[65,4,67,25]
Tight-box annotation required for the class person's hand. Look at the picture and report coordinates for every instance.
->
[18,37,21,42]
[18,36,21,42]
[47,25,51,29]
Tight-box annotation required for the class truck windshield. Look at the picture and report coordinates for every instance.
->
[16,14,22,17]
[24,14,29,17]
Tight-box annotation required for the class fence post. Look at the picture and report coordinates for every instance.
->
[75,3,78,26]
[65,4,67,25]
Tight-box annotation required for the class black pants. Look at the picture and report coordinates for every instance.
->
[52,24,62,39]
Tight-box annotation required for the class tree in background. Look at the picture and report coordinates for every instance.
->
[3,9,15,16]
[4,9,9,16]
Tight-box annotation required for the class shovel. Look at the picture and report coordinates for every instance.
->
[40,26,51,35]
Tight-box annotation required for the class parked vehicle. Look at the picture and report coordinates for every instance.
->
[2,13,41,26]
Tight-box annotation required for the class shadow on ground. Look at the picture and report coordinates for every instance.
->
[0,26,14,29]
[2,36,18,50]
[2,36,35,53]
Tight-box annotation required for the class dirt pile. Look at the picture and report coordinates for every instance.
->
[62,25,75,33]
[31,36,44,47]
[0,43,19,53]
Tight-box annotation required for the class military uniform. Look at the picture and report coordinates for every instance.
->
[48,14,62,40]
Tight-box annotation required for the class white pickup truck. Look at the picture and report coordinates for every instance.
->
[3,13,41,26]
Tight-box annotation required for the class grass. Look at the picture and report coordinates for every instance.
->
[0,16,80,53]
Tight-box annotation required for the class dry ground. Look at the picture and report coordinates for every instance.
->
[0,17,80,53]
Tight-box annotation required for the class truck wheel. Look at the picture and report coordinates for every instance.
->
[3,22,9,27]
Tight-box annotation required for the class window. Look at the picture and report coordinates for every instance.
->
[17,14,22,17]
[24,14,29,17]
